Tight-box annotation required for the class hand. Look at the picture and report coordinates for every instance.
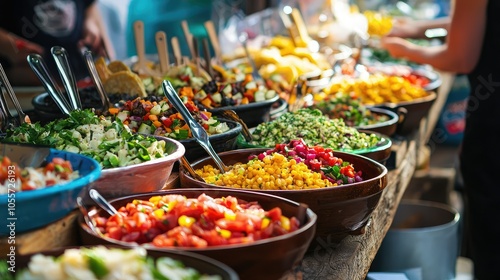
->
[386,17,422,38]
[380,37,412,59]
[0,30,44,66]
[78,16,107,57]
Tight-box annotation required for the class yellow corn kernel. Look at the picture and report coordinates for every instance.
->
[218,228,232,239]
[178,215,196,227]
[261,217,271,229]
[280,216,290,231]
[149,196,162,205]
[164,201,177,213]
[153,209,164,218]
[224,211,236,221]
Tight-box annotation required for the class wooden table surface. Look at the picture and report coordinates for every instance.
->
[0,132,420,280]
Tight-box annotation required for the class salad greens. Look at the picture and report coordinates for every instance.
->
[3,109,168,169]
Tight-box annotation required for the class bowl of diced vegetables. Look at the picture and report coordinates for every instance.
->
[309,93,401,137]
[78,188,317,280]
[2,109,186,199]
[7,245,238,280]
[108,96,243,162]
[236,108,392,164]
[189,77,281,128]
[0,143,101,234]
[179,140,387,240]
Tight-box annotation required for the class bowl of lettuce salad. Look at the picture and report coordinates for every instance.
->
[2,109,185,199]
[5,245,237,280]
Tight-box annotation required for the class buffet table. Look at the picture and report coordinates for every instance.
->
[0,132,417,279]
[0,68,454,279]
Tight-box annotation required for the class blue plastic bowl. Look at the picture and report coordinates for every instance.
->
[0,149,101,235]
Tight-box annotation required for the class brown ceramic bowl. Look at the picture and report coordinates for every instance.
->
[78,188,317,280]
[375,91,437,135]
[84,136,185,200]
[178,148,388,240]
[236,130,392,165]
[14,245,238,280]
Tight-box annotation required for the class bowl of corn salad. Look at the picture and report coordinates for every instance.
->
[179,142,387,240]
[78,188,317,280]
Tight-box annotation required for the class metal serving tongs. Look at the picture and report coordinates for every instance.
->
[162,80,229,173]
[51,46,82,110]
[0,64,29,127]
[220,110,252,142]
[27,54,72,115]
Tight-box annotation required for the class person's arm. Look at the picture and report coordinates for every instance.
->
[381,0,487,73]
[388,17,451,38]
[79,1,115,60]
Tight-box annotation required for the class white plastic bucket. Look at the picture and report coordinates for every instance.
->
[370,200,461,280]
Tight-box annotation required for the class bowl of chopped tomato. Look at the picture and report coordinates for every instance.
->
[79,188,317,280]
[0,144,101,234]
[179,140,388,241]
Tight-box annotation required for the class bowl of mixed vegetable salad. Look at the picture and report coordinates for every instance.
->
[108,96,243,162]
[79,188,317,280]
[236,108,392,164]
[179,139,387,240]
[2,109,186,199]
[309,93,401,137]
[4,245,238,280]
[0,145,101,234]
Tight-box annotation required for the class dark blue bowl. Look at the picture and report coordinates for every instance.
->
[0,149,101,235]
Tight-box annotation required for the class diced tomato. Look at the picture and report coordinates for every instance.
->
[122,231,141,242]
[106,226,123,240]
[266,207,282,221]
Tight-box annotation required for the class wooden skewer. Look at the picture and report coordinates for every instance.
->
[181,20,195,59]
[201,38,214,78]
[290,8,311,46]
[155,31,170,74]
[171,36,182,66]
[192,36,200,77]
[279,10,297,47]
[203,20,222,62]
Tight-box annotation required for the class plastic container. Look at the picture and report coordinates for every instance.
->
[370,200,461,280]
[434,74,469,146]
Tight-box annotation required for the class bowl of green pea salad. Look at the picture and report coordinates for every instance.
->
[236,108,392,164]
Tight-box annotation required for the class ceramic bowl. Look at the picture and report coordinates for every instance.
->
[375,91,437,135]
[78,188,317,280]
[208,95,280,128]
[354,107,401,137]
[86,136,185,200]
[178,148,388,240]
[13,245,239,280]
[179,119,242,162]
[235,130,392,165]
[0,148,101,235]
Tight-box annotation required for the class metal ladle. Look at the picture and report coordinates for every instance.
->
[162,80,229,173]
[89,189,118,216]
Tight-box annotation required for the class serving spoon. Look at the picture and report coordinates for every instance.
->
[82,50,112,112]
[162,80,229,173]
[89,189,118,216]
[77,197,101,235]
[0,63,28,125]
[27,54,72,115]
[51,46,82,110]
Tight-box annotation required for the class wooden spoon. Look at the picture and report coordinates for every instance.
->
[204,20,222,64]
[155,31,170,75]
[132,20,160,76]
[181,20,195,59]
[171,36,182,66]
